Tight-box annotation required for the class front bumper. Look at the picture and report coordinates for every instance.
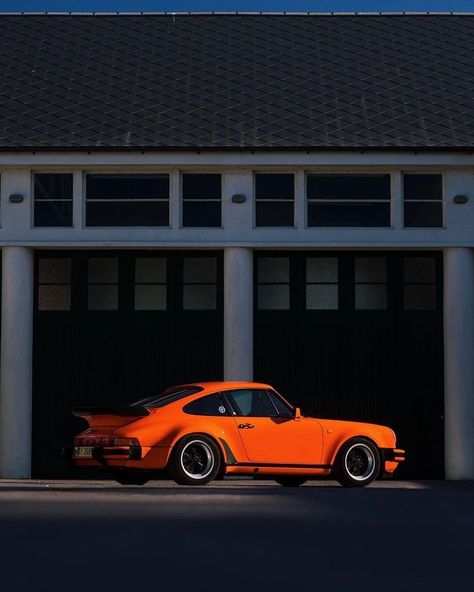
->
[382,448,406,463]
[63,445,142,465]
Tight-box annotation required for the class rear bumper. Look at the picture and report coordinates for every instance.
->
[62,445,170,470]
[63,445,142,464]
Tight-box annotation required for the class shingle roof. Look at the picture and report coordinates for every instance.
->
[1,13,474,150]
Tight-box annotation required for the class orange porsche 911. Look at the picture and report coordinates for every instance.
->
[64,382,405,487]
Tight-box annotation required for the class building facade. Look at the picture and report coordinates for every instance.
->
[0,13,473,479]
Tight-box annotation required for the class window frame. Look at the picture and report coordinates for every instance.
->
[181,172,223,229]
[402,172,445,229]
[254,171,296,228]
[32,172,74,228]
[305,172,392,228]
[84,172,171,228]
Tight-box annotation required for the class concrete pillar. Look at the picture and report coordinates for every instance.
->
[0,247,34,478]
[444,247,474,480]
[224,247,253,381]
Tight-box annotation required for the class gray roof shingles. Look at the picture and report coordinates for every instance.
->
[1,13,474,150]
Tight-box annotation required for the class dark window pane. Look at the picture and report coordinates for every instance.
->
[87,174,169,200]
[404,285,436,310]
[182,202,221,227]
[256,202,294,227]
[307,175,390,200]
[183,394,229,416]
[404,174,442,200]
[308,203,390,227]
[267,390,293,418]
[34,174,73,199]
[182,174,221,199]
[86,202,169,226]
[404,203,442,227]
[255,174,294,199]
[227,389,277,417]
[404,258,436,283]
[34,201,73,227]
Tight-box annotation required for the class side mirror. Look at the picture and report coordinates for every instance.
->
[294,407,301,421]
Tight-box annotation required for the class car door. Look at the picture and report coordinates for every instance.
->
[224,389,323,465]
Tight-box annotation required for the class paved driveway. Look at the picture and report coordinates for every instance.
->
[0,479,472,591]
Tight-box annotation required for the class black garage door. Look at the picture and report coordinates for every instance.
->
[32,251,223,477]
[254,252,444,478]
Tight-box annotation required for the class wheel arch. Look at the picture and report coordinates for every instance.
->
[328,434,382,467]
[165,431,226,469]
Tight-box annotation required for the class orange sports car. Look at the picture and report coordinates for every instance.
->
[65,381,405,487]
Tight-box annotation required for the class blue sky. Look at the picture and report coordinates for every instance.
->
[1,1,474,13]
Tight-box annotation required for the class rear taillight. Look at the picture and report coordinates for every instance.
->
[112,438,139,446]
[74,435,139,447]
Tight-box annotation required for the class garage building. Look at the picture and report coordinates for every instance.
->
[0,12,473,479]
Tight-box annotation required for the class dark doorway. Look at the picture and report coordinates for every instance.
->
[254,251,444,478]
[32,251,223,477]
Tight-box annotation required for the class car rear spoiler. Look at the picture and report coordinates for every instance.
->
[73,406,150,418]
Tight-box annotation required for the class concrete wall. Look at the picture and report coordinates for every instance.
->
[0,150,473,247]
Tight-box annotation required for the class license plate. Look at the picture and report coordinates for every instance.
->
[73,446,94,458]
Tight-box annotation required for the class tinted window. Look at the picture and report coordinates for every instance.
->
[267,390,293,418]
[307,174,390,227]
[182,174,221,227]
[34,173,73,227]
[255,173,294,227]
[132,386,203,408]
[227,389,278,417]
[86,174,169,227]
[403,174,442,228]
[183,394,229,416]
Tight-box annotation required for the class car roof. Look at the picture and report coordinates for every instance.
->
[185,381,272,392]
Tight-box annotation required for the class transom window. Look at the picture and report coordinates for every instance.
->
[86,174,169,227]
[34,173,73,227]
[257,257,290,310]
[182,174,221,227]
[403,174,443,228]
[307,174,391,227]
[255,173,294,227]
[37,258,72,311]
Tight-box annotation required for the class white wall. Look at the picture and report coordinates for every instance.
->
[0,150,472,248]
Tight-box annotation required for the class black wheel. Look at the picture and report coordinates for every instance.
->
[114,473,150,486]
[168,434,221,486]
[275,477,307,487]
[334,437,381,488]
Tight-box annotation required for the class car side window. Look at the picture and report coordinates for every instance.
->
[226,389,278,418]
[183,393,229,416]
[267,390,294,418]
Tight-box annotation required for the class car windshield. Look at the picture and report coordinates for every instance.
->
[131,386,203,408]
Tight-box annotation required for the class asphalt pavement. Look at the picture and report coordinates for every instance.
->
[0,479,472,592]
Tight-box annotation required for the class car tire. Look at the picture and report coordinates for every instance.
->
[334,437,381,488]
[275,477,307,487]
[114,473,150,486]
[168,434,221,486]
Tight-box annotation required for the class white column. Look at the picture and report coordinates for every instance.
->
[0,247,34,478]
[224,247,253,381]
[444,247,474,480]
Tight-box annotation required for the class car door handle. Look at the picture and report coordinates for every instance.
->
[238,423,255,429]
